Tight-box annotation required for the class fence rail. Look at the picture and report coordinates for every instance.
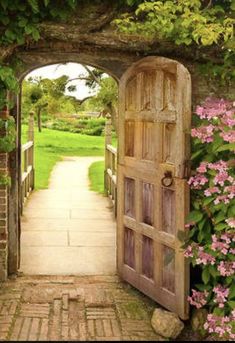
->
[21,112,35,214]
[104,115,117,216]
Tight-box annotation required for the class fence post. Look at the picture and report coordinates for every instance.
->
[28,111,35,190]
[28,111,34,142]
[104,114,112,194]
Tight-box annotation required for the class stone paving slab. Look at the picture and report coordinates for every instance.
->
[20,246,116,275]
[20,157,116,275]
[0,275,166,341]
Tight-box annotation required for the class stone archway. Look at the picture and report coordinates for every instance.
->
[8,58,123,278]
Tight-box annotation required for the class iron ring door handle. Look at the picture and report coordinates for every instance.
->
[161,171,173,187]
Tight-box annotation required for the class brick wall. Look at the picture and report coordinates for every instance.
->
[0,153,8,281]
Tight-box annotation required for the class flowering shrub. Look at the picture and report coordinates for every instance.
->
[184,98,235,340]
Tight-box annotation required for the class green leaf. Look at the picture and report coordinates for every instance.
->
[214,222,228,231]
[229,284,235,300]
[228,205,235,217]
[214,211,226,224]
[231,0,235,11]
[202,268,210,284]
[203,197,214,206]
[198,230,205,243]
[213,307,225,316]
[228,301,235,310]
[186,210,203,224]
[209,265,218,278]
[217,143,235,152]
[27,0,39,13]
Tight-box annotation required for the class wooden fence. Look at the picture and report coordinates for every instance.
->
[104,115,117,216]
[21,112,35,214]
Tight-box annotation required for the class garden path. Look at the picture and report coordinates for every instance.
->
[20,156,116,275]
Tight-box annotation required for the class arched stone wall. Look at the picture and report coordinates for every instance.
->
[1,39,234,280]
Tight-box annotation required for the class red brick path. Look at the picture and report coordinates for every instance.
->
[0,275,164,341]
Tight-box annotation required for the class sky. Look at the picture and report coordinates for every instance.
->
[26,62,98,100]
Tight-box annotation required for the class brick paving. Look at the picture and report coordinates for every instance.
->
[0,275,165,341]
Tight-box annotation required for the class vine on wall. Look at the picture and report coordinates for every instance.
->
[114,0,235,84]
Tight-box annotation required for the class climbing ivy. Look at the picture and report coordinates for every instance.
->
[114,0,235,83]
[0,171,11,186]
[0,0,82,106]
[0,117,16,153]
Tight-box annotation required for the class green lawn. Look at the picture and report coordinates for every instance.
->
[22,125,105,190]
[88,160,105,194]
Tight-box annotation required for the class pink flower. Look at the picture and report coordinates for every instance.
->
[184,245,194,258]
[197,162,208,173]
[213,171,229,186]
[226,218,235,228]
[214,195,231,205]
[188,289,208,309]
[213,285,229,308]
[185,222,195,229]
[208,160,228,172]
[220,130,235,143]
[211,235,229,255]
[218,261,235,277]
[196,247,216,265]
[204,313,235,340]
[195,105,205,118]
[191,125,215,143]
[204,186,220,197]
[188,174,208,189]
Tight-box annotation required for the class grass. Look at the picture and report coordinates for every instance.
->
[22,125,105,189]
[88,160,105,194]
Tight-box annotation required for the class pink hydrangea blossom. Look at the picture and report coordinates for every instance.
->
[214,194,231,205]
[213,285,229,308]
[184,245,194,258]
[218,261,235,277]
[211,235,229,255]
[208,160,228,172]
[197,162,208,173]
[188,174,208,189]
[195,98,232,120]
[213,171,229,187]
[226,218,235,228]
[196,247,216,265]
[220,130,235,143]
[204,313,235,340]
[191,125,215,143]
[204,186,220,197]
[222,115,235,128]
[188,289,208,309]
[225,185,235,199]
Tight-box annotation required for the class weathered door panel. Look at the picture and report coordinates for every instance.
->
[117,56,191,320]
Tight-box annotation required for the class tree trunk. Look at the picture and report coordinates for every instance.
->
[37,107,42,132]
[107,103,118,134]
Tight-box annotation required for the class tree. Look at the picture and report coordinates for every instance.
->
[66,65,118,131]
[22,75,77,131]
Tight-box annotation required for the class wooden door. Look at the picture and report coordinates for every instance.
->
[117,56,191,320]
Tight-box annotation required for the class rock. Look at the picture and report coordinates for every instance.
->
[191,309,208,337]
[151,308,184,339]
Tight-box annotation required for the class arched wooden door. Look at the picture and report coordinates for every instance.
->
[117,56,191,320]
